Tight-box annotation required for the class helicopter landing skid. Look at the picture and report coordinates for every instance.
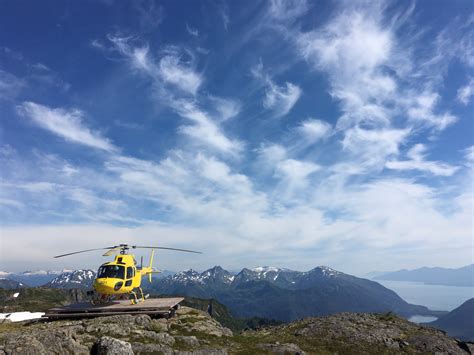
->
[88,291,130,305]
[130,287,146,305]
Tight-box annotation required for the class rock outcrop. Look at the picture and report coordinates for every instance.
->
[0,307,472,354]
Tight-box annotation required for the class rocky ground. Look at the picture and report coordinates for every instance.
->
[0,307,472,354]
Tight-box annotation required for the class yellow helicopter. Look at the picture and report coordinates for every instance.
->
[54,244,201,304]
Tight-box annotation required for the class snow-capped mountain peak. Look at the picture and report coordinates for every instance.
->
[252,266,281,273]
[47,269,96,289]
[312,266,341,277]
[169,267,235,285]
[171,269,202,283]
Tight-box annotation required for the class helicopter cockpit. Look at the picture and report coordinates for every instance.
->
[97,265,125,279]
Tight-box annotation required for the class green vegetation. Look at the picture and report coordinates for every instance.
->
[0,288,76,312]
[177,295,282,331]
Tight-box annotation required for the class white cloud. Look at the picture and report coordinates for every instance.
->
[209,96,241,121]
[295,4,404,167]
[2,172,472,273]
[275,158,320,197]
[0,70,25,100]
[263,81,301,118]
[109,37,202,95]
[17,102,117,152]
[341,126,410,171]
[171,99,243,155]
[108,37,241,155]
[219,3,230,31]
[457,77,474,105]
[268,0,308,21]
[186,23,199,37]
[251,61,302,118]
[386,144,459,176]
[293,2,461,175]
[255,143,320,201]
[298,9,392,75]
[134,0,163,34]
[297,118,332,143]
[407,92,457,131]
[0,198,23,208]
[90,39,105,50]
[159,53,202,95]
[463,146,474,169]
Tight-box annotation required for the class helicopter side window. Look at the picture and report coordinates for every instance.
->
[97,265,125,279]
[126,267,133,279]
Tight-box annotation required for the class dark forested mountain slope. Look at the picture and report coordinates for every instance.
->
[428,298,474,341]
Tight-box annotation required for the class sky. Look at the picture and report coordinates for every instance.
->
[0,0,473,274]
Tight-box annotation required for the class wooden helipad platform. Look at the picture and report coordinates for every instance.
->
[45,297,184,319]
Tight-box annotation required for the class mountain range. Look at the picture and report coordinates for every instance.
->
[373,264,474,287]
[1,265,441,321]
[0,270,71,287]
[148,266,442,321]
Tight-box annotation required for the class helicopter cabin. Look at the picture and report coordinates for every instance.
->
[95,254,140,293]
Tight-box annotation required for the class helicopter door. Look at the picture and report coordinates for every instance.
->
[125,267,133,287]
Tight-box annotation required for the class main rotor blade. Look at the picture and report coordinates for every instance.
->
[132,246,202,254]
[54,246,117,258]
[102,247,122,256]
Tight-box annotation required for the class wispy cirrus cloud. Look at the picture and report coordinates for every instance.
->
[457,77,474,105]
[251,61,301,118]
[107,36,242,156]
[293,1,461,175]
[17,102,117,152]
[170,99,243,155]
[386,144,459,176]
[186,23,199,37]
[297,118,332,144]
[0,70,25,100]
[268,0,308,22]
[109,37,202,95]
[406,91,457,132]
[263,81,301,118]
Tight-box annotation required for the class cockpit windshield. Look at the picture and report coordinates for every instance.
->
[97,265,125,279]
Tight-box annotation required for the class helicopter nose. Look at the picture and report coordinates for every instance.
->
[94,279,112,292]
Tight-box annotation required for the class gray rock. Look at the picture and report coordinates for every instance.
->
[258,342,306,354]
[132,342,173,355]
[170,307,232,338]
[3,330,89,355]
[92,336,133,355]
[138,330,175,346]
[133,315,152,329]
[3,335,46,355]
[174,350,227,355]
[151,318,169,332]
[408,334,467,354]
[175,335,200,347]
[86,323,131,337]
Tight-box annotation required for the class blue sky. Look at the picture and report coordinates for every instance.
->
[0,0,473,273]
